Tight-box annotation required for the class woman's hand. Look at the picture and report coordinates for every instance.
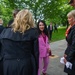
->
[63,54,67,64]
[47,48,51,53]
[64,58,67,64]
[64,54,67,58]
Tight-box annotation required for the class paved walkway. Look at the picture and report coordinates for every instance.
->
[47,39,67,75]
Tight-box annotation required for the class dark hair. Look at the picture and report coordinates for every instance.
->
[37,20,49,37]
[68,0,73,4]
[13,9,20,17]
[7,9,20,27]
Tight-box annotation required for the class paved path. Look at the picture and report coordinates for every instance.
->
[47,39,67,75]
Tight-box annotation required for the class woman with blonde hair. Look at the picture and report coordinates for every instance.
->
[0,9,39,75]
[60,10,75,75]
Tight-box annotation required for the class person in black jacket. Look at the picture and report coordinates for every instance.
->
[48,22,53,40]
[0,19,4,33]
[0,18,4,75]
[7,9,20,27]
[61,10,75,75]
[0,9,39,75]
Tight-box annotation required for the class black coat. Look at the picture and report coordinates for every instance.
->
[8,19,14,27]
[0,25,4,34]
[64,25,75,75]
[0,28,39,75]
[48,25,53,32]
[0,25,4,75]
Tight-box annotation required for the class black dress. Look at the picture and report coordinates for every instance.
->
[64,25,75,75]
[0,28,39,75]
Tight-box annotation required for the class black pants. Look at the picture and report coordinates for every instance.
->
[68,74,71,75]
[49,31,52,40]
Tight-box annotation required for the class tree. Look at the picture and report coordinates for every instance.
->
[0,0,73,26]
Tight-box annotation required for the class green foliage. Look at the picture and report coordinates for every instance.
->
[0,0,74,26]
[51,27,66,42]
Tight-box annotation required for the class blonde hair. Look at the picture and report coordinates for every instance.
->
[67,10,75,19]
[12,9,35,33]
[0,18,3,24]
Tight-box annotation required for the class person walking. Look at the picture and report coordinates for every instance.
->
[37,20,51,75]
[0,9,39,75]
[48,22,53,40]
[54,24,58,32]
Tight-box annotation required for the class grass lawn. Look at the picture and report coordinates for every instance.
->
[51,27,66,42]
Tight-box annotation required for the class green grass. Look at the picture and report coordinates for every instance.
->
[51,27,66,42]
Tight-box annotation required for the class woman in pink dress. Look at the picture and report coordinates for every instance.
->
[37,20,51,75]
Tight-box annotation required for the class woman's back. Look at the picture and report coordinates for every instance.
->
[0,27,39,75]
[1,28,38,58]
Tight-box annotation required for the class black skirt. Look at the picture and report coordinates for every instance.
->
[3,58,33,75]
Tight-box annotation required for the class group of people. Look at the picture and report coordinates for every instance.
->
[0,9,51,75]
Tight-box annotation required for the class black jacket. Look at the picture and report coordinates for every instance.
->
[0,25,4,51]
[0,28,39,75]
[0,25,4,34]
[64,25,75,75]
[48,25,53,32]
[0,25,4,75]
[8,19,14,27]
